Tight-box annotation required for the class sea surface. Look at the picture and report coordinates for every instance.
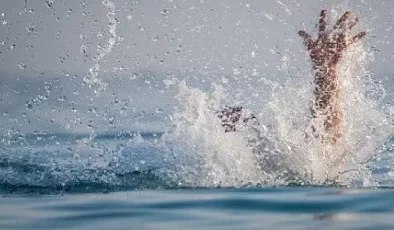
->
[2,187,394,230]
[1,133,394,230]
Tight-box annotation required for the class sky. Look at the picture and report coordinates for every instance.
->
[0,0,393,136]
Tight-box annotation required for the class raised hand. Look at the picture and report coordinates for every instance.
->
[298,10,367,144]
[298,10,366,68]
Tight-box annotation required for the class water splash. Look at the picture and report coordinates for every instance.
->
[167,19,394,187]
[83,0,118,95]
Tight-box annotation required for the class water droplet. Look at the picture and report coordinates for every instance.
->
[152,35,159,42]
[45,0,54,8]
[108,115,115,125]
[18,62,27,70]
[161,9,170,16]
[130,73,137,80]
[26,25,37,36]
[221,76,229,84]
[233,67,241,75]
[80,1,87,7]
[120,107,127,116]
[80,45,86,54]
[251,51,257,58]
[25,101,33,110]
[58,96,66,101]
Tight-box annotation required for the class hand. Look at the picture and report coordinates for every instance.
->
[217,106,256,132]
[298,10,366,67]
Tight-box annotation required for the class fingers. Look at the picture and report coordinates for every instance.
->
[298,30,311,41]
[345,31,366,48]
[319,9,328,33]
[352,31,367,43]
[334,11,351,29]
[348,17,359,30]
[298,30,313,48]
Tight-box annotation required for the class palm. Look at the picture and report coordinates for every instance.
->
[299,10,366,67]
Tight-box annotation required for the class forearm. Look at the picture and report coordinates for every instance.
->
[312,63,339,112]
[312,62,343,142]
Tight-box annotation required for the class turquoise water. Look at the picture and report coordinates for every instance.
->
[2,188,394,230]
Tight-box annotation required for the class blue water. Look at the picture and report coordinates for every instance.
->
[0,133,394,229]
[2,188,394,230]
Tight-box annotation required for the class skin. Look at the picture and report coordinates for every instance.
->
[217,106,256,132]
[299,10,366,143]
[218,10,366,144]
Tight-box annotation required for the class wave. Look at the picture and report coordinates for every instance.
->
[0,142,173,194]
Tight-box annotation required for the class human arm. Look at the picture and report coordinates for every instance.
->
[298,10,366,143]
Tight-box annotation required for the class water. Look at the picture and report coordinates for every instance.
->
[1,133,394,229]
[1,1,394,229]
[2,188,394,230]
